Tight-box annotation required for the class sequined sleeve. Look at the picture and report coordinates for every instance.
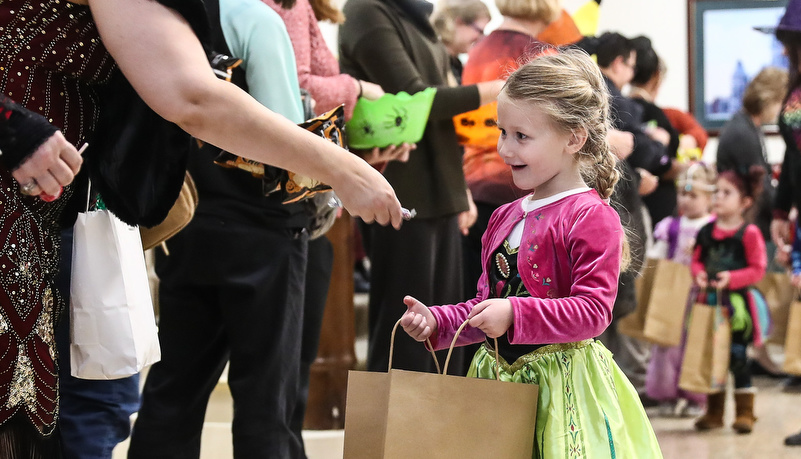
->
[0,95,59,171]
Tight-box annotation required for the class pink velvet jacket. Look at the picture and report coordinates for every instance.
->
[429,190,624,350]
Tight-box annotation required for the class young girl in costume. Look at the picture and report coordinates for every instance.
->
[645,163,716,417]
[691,166,770,434]
[400,49,663,459]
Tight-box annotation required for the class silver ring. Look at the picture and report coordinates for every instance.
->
[19,180,38,196]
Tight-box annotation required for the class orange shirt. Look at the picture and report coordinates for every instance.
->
[455,31,554,204]
[536,9,583,47]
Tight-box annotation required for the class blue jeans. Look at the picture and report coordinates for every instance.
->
[55,229,141,459]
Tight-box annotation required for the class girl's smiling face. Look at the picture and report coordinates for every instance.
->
[496,92,585,199]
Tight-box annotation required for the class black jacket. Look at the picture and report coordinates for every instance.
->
[775,114,801,220]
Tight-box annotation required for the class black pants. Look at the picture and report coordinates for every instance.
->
[128,216,308,459]
[290,236,333,458]
[731,331,752,389]
[365,216,464,374]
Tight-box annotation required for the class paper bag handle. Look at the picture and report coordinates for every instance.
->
[443,320,501,381]
[389,320,441,374]
[84,178,92,212]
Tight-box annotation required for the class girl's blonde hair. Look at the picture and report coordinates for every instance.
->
[503,49,631,268]
[495,0,560,23]
[503,49,618,200]
[676,162,717,194]
[431,0,491,45]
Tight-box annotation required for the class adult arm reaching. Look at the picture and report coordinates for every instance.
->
[87,0,403,227]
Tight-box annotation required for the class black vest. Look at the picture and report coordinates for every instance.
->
[696,222,748,279]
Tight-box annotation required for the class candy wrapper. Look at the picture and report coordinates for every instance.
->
[214,105,344,203]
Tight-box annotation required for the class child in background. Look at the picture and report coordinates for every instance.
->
[645,163,716,417]
[400,50,662,458]
[691,166,770,434]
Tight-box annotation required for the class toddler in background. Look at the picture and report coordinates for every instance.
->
[691,166,770,434]
[645,163,716,417]
[400,49,663,458]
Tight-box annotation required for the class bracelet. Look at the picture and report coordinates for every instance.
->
[358,80,363,98]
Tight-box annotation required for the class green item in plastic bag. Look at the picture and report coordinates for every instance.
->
[346,88,437,149]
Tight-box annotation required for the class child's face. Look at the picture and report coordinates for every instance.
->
[496,93,580,198]
[677,187,711,219]
[712,177,750,219]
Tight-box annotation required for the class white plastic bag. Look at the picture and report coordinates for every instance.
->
[70,206,160,379]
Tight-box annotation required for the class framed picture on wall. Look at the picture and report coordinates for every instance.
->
[689,0,788,133]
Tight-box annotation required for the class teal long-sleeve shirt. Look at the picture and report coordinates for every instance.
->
[220,0,304,123]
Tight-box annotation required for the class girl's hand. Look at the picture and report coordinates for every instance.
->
[467,299,513,338]
[400,296,437,342]
[711,271,731,290]
[695,271,708,289]
[792,274,801,290]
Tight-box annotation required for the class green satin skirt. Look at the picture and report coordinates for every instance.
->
[468,340,663,459]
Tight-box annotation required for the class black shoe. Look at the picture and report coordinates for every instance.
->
[638,393,660,408]
[750,359,787,379]
[354,259,371,283]
[786,431,801,446]
[784,376,801,393]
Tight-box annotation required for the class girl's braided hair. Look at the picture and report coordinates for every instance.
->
[503,48,619,200]
[503,49,630,268]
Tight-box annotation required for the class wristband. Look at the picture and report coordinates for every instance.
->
[0,97,58,170]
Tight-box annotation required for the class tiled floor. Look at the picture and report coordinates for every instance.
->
[652,375,801,459]
[112,373,801,459]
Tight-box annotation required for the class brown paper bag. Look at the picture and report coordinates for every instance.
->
[678,301,731,394]
[642,260,693,347]
[756,273,795,345]
[344,321,539,459]
[783,300,801,375]
[618,258,659,340]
